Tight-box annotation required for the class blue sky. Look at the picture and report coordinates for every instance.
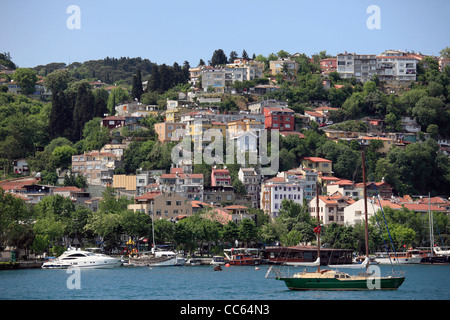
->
[2,0,449,68]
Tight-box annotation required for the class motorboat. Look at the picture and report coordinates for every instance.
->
[210,256,226,266]
[374,251,422,264]
[41,248,122,269]
[224,248,263,266]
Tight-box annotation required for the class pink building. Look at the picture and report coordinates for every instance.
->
[211,168,231,187]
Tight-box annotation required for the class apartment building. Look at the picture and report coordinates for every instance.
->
[71,151,120,186]
[203,185,235,206]
[376,54,417,81]
[337,53,377,82]
[263,106,295,131]
[154,122,187,143]
[238,167,260,208]
[159,167,204,201]
[269,58,299,76]
[199,60,265,93]
[128,190,191,220]
[211,167,231,187]
[261,180,304,219]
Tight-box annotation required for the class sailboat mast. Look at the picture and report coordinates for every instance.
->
[316,182,320,272]
[361,152,369,260]
[429,193,434,257]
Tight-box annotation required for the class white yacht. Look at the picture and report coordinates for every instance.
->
[42,248,122,269]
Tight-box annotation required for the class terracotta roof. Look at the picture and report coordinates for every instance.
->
[280,131,305,138]
[103,116,125,121]
[302,157,332,163]
[161,173,203,179]
[402,203,446,212]
[0,178,36,191]
[53,186,83,192]
[135,191,161,201]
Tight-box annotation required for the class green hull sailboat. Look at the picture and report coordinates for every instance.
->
[277,270,404,291]
[271,152,405,291]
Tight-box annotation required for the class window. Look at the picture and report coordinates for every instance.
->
[176,200,182,206]
[166,201,172,206]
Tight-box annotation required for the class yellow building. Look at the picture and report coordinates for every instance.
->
[165,107,191,122]
[358,136,396,153]
[226,117,264,137]
[300,157,333,176]
[189,120,227,150]
[154,122,186,143]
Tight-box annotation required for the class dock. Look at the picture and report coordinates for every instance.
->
[0,261,43,270]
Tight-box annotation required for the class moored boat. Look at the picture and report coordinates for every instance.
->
[374,251,422,264]
[224,248,263,266]
[41,248,122,269]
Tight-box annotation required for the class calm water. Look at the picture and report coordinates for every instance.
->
[0,264,448,300]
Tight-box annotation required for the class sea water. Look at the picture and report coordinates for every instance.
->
[0,264,448,300]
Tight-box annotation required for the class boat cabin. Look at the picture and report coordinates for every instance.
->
[263,245,353,266]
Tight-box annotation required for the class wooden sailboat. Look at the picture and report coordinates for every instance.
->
[270,152,405,290]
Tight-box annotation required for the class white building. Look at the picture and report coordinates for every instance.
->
[376,54,417,82]
[261,181,304,219]
[343,198,401,225]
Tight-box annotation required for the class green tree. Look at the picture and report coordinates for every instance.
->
[13,68,38,95]
[52,145,77,169]
[238,218,258,247]
[72,82,95,141]
[131,69,143,101]
[107,87,129,115]
[210,49,228,66]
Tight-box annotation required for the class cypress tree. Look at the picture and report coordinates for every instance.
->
[72,83,94,141]
[131,69,143,100]
[148,64,160,93]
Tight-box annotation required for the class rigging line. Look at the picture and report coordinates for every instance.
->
[364,153,400,271]
[369,196,395,272]
[433,212,445,247]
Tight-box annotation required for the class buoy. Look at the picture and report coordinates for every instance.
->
[225,263,230,267]
[255,267,260,270]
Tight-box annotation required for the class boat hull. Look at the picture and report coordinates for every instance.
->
[375,257,421,264]
[42,259,122,269]
[276,273,405,291]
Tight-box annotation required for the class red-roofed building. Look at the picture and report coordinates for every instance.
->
[101,115,125,129]
[211,167,231,187]
[263,106,295,131]
[191,200,232,225]
[310,194,355,225]
[301,157,333,176]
